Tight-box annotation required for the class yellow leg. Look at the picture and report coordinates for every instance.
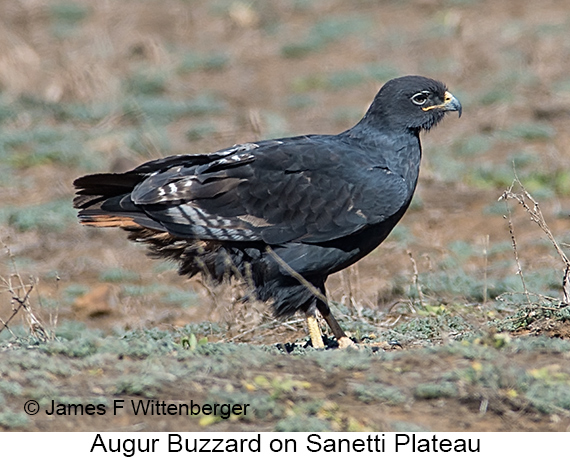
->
[306,314,325,349]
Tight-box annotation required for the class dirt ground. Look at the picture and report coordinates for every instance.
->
[2,0,570,432]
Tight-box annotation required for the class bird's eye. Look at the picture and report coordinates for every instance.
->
[411,92,429,106]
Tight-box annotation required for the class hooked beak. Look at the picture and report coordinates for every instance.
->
[422,91,462,118]
[442,91,462,118]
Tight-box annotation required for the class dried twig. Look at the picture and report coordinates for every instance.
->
[222,318,304,343]
[501,200,531,305]
[407,250,424,307]
[499,175,570,304]
[340,266,363,316]
[0,284,33,339]
[482,234,489,305]
[0,240,51,340]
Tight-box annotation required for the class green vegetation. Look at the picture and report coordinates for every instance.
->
[0,124,105,170]
[0,411,29,430]
[50,2,90,25]
[352,383,407,405]
[2,326,570,431]
[178,52,230,73]
[49,2,90,38]
[0,199,76,233]
[122,94,227,124]
[292,63,400,93]
[414,382,458,399]
[275,415,332,432]
[281,16,373,58]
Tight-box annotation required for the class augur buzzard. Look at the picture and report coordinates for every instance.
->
[74,75,461,348]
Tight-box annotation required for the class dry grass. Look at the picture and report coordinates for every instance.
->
[0,242,53,342]
[500,175,570,304]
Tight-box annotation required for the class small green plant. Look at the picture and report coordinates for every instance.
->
[115,374,164,398]
[499,123,556,141]
[291,64,400,94]
[178,52,229,73]
[0,410,29,429]
[352,383,407,405]
[99,268,140,283]
[125,72,167,96]
[414,382,458,399]
[49,2,89,37]
[274,415,331,432]
[123,94,227,125]
[1,199,76,233]
[281,16,372,58]
[50,2,89,25]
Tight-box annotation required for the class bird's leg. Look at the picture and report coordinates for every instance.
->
[305,302,325,349]
[317,303,346,339]
[315,301,354,349]
[315,284,355,349]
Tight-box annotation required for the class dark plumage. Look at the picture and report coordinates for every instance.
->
[74,75,461,348]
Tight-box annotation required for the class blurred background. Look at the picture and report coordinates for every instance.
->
[1,0,570,342]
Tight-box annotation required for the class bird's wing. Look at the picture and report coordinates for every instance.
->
[129,137,410,244]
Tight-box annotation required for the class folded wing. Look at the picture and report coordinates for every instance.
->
[74,136,409,246]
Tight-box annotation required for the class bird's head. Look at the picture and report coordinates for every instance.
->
[366,75,462,132]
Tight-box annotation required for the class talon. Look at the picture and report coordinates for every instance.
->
[337,336,357,349]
